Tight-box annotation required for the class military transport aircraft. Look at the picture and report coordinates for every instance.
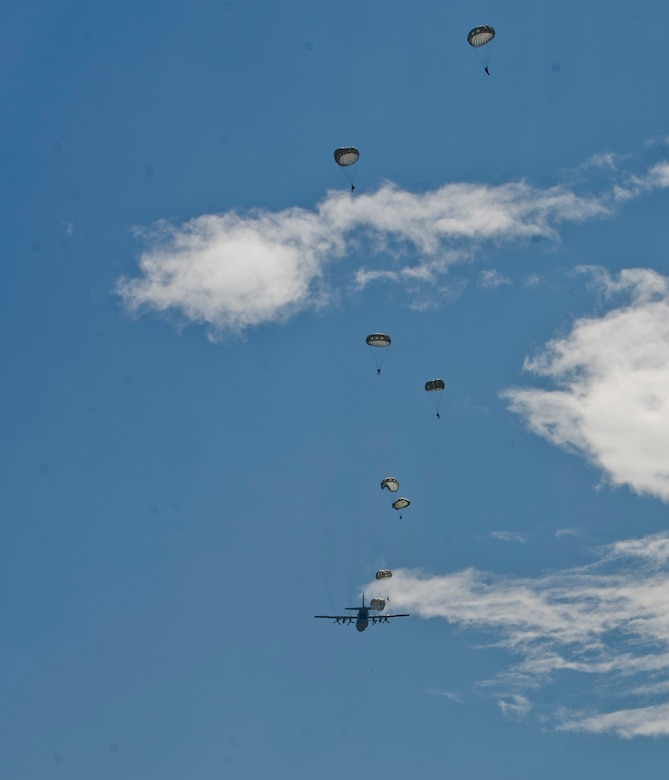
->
[314,594,409,632]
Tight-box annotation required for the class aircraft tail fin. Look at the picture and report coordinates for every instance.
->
[345,593,365,610]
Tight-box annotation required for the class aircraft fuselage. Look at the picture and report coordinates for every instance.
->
[356,607,369,632]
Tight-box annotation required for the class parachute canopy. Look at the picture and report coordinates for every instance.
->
[370,598,386,612]
[467,25,495,47]
[381,477,400,493]
[376,569,393,580]
[334,147,360,167]
[366,333,391,348]
[392,497,410,511]
[425,379,445,392]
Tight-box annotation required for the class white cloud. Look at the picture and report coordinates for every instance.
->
[363,531,669,737]
[498,695,531,719]
[612,160,669,201]
[117,178,609,336]
[331,181,604,250]
[479,269,512,288]
[554,528,581,538]
[117,146,669,337]
[490,531,528,543]
[625,680,669,697]
[647,161,669,188]
[503,267,669,502]
[427,689,464,702]
[557,703,669,739]
[581,151,627,170]
[116,210,341,336]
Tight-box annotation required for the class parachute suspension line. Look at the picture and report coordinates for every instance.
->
[475,49,490,75]
[343,166,357,193]
[374,352,387,375]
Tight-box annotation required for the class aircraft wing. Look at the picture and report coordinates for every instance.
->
[314,614,409,624]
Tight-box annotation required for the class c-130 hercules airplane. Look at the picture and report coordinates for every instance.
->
[314,594,409,632]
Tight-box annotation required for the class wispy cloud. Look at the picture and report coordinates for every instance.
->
[524,273,542,288]
[503,267,669,502]
[498,695,531,719]
[490,531,528,543]
[582,151,626,170]
[557,703,669,739]
[479,269,512,288]
[427,689,464,702]
[364,531,669,736]
[554,528,582,538]
[613,161,669,201]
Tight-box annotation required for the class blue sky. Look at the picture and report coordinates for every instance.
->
[4,0,669,777]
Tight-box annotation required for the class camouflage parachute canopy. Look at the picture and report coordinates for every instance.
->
[380,477,400,492]
[375,569,393,580]
[392,497,410,511]
[366,333,391,348]
[467,25,495,47]
[425,379,445,392]
[370,598,386,612]
[334,147,360,167]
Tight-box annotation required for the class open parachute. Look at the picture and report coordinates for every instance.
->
[467,25,495,47]
[425,379,445,419]
[380,477,400,493]
[334,147,360,191]
[366,333,391,348]
[370,598,386,612]
[334,147,360,166]
[366,333,391,374]
[467,25,495,75]
[375,569,393,580]
[392,497,410,511]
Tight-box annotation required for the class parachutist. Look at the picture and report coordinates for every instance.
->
[436,412,441,420]
[351,184,355,192]
[484,66,490,75]
[377,368,381,375]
